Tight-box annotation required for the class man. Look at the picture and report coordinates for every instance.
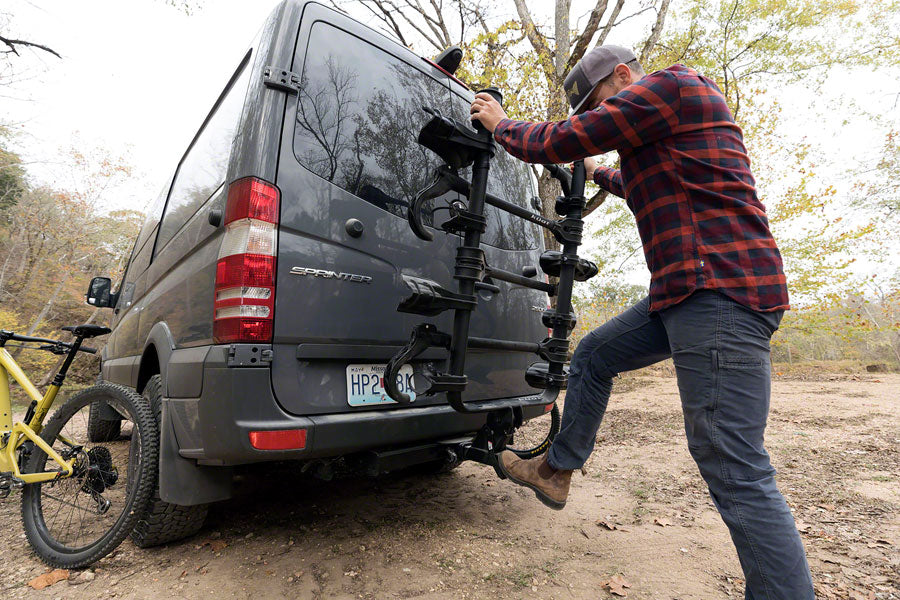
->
[470,45,815,599]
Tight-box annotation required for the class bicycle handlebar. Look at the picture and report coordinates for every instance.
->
[1,330,97,354]
[1,331,62,346]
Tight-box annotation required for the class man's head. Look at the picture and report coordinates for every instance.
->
[564,45,645,115]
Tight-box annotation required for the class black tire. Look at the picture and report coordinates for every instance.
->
[508,403,561,459]
[87,399,121,443]
[130,374,208,548]
[21,382,158,568]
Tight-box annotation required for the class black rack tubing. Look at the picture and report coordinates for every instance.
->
[484,266,556,294]
[546,160,586,378]
[441,169,556,232]
[467,336,540,353]
[446,123,493,413]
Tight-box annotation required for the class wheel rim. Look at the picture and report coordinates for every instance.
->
[28,395,143,553]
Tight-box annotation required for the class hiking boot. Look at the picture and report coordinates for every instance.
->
[497,451,572,510]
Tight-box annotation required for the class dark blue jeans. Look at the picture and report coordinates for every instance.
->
[547,289,814,600]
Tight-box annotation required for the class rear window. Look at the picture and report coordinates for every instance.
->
[293,22,539,250]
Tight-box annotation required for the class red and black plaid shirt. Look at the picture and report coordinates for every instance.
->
[494,64,789,313]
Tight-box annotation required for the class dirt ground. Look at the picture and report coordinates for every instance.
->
[1,372,897,599]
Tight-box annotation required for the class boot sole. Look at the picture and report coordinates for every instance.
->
[497,457,566,511]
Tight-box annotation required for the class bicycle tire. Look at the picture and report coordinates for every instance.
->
[20,382,158,568]
[507,403,561,459]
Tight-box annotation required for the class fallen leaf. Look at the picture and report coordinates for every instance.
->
[596,520,618,530]
[28,569,69,590]
[209,540,227,552]
[653,517,672,527]
[601,574,631,597]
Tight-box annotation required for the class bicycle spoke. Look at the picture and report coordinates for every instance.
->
[31,401,138,549]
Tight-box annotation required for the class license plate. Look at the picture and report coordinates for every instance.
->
[346,363,416,406]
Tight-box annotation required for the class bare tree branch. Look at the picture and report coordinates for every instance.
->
[583,188,609,216]
[596,0,625,46]
[567,0,609,70]
[554,0,571,78]
[640,0,671,62]
[511,0,552,63]
[0,35,60,58]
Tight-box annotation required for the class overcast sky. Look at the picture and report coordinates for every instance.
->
[2,0,897,285]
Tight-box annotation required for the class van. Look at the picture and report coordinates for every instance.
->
[86,0,551,546]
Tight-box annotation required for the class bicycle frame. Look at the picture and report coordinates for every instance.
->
[0,347,75,484]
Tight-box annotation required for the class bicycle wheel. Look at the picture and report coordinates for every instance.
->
[21,382,158,568]
[507,403,561,459]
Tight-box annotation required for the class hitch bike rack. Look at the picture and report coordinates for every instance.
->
[383,89,597,474]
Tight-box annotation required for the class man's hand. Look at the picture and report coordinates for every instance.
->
[582,156,598,180]
[470,92,508,133]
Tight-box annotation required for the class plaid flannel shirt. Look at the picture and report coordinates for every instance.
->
[493,64,790,313]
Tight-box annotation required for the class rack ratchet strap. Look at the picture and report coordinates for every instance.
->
[383,88,595,414]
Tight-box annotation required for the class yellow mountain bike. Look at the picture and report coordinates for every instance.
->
[0,325,157,568]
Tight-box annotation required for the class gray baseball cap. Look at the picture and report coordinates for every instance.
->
[564,45,637,116]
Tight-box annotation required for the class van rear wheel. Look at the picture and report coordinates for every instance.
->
[130,375,208,548]
[87,399,121,442]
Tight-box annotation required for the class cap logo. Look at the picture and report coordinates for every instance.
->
[566,80,579,101]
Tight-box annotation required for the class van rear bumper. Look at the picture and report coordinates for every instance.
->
[167,350,547,467]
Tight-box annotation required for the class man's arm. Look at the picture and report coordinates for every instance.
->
[593,166,625,198]
[491,70,681,165]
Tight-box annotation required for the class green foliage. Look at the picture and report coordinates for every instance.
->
[772,279,900,365]
[0,146,141,387]
[457,21,552,122]
[852,130,900,222]
[653,0,900,118]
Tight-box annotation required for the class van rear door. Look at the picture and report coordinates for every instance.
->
[270,3,547,415]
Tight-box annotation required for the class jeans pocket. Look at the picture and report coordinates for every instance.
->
[717,351,764,370]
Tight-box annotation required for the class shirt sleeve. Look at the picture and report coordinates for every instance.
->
[593,166,625,198]
[493,69,681,165]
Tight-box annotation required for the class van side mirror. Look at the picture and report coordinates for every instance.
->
[86,277,114,308]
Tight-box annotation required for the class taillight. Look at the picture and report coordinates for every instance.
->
[214,177,280,343]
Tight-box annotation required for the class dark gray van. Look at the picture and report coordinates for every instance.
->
[86,0,550,546]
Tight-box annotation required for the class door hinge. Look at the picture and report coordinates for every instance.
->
[263,65,301,94]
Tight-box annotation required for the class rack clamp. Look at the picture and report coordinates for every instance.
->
[383,323,452,404]
[453,245,485,283]
[542,308,577,333]
[555,194,587,216]
[441,204,487,235]
[550,216,585,245]
[539,250,599,282]
[417,364,468,396]
[537,336,570,364]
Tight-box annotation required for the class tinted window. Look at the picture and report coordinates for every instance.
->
[134,175,172,254]
[293,23,539,250]
[294,23,450,224]
[156,51,252,253]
